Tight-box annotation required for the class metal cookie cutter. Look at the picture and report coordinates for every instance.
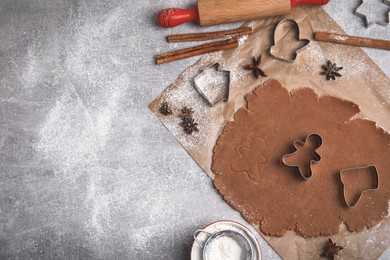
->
[339,165,379,208]
[269,19,310,63]
[194,63,230,107]
[355,0,390,27]
[281,133,323,180]
[194,229,253,260]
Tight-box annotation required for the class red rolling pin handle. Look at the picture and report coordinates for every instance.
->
[157,7,199,28]
[291,0,330,8]
[157,0,330,28]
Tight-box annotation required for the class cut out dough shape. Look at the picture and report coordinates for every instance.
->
[231,137,267,182]
[212,79,390,237]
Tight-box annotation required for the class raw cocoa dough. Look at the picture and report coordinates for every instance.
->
[212,79,390,237]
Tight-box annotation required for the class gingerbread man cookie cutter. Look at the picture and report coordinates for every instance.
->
[270,19,310,63]
[339,165,380,208]
[355,0,390,27]
[194,63,230,107]
[281,133,323,180]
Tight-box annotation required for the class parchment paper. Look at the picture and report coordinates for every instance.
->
[149,6,390,260]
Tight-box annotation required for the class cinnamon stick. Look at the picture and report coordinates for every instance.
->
[167,27,252,42]
[155,38,239,64]
[314,32,390,51]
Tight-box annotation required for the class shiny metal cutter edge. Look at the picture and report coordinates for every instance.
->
[354,0,390,28]
[193,63,230,107]
[339,165,380,208]
[281,133,323,180]
[269,19,310,63]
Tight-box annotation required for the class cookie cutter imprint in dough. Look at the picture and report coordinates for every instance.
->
[354,0,390,27]
[194,63,230,107]
[230,137,267,183]
[281,133,323,180]
[339,165,380,208]
[269,19,310,63]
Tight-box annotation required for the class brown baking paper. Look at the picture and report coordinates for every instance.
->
[149,6,390,260]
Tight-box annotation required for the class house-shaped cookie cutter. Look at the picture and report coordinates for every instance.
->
[194,63,230,106]
[339,165,379,208]
[270,19,310,63]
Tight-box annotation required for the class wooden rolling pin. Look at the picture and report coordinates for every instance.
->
[158,0,330,27]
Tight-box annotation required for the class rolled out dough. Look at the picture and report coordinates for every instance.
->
[212,79,390,237]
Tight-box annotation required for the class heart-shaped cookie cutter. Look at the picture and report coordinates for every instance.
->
[339,165,379,208]
[270,19,310,63]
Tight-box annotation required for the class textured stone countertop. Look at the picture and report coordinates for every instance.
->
[0,0,389,259]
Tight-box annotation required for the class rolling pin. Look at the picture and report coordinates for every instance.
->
[158,0,330,27]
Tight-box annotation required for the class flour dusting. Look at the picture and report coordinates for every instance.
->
[33,3,133,241]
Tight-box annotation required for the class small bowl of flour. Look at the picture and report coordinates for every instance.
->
[191,220,261,260]
[202,229,252,260]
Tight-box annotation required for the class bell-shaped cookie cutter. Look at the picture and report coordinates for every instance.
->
[281,133,323,180]
[339,165,379,208]
[354,0,390,28]
[270,19,310,63]
[194,63,230,106]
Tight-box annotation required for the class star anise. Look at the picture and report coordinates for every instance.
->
[321,239,344,259]
[179,106,194,118]
[179,116,198,135]
[244,55,267,79]
[321,60,343,80]
[159,102,173,115]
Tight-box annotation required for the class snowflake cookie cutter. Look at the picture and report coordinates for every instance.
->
[194,63,230,107]
[355,0,390,27]
[281,133,323,180]
[339,165,379,208]
[270,19,310,63]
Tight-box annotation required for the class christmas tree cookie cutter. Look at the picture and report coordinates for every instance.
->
[339,165,380,208]
[270,19,310,63]
[194,63,230,107]
[355,0,390,27]
[281,133,323,180]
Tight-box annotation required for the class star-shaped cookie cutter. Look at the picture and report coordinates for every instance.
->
[281,133,323,180]
[339,165,379,208]
[270,19,310,63]
[355,0,390,27]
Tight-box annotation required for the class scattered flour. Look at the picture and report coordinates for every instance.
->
[34,3,133,242]
[158,53,222,151]
[329,34,348,41]
[238,35,248,45]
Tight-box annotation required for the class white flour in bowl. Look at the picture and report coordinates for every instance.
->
[206,235,247,260]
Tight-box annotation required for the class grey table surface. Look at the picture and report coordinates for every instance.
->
[0,0,389,259]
